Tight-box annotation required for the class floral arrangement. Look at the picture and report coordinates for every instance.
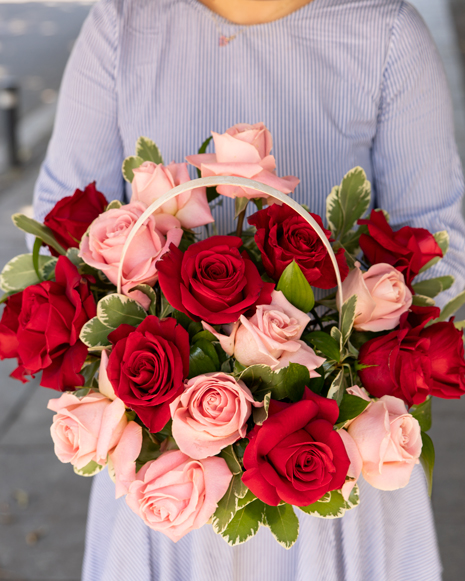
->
[1,123,465,548]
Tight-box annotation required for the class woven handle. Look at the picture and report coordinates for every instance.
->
[117,176,344,309]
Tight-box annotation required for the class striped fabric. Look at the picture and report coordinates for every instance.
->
[83,467,441,581]
[31,0,463,578]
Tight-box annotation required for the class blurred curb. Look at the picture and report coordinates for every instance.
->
[0,102,56,193]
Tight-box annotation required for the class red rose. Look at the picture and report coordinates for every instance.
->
[0,292,28,382]
[248,205,348,289]
[44,182,107,254]
[358,306,465,405]
[107,316,190,433]
[242,388,350,506]
[157,236,274,325]
[358,210,442,288]
[11,257,96,390]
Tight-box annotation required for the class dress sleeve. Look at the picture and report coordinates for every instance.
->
[372,0,465,306]
[32,0,125,224]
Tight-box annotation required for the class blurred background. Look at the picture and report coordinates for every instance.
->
[0,0,464,579]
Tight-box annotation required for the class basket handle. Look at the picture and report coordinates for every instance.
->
[117,176,343,310]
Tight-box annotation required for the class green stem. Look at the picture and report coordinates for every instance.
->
[236,209,246,237]
[310,308,324,331]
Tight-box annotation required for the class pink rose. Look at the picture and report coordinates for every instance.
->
[337,428,362,501]
[347,390,422,491]
[79,201,182,308]
[131,162,214,230]
[204,290,325,376]
[126,450,232,542]
[98,349,115,400]
[186,122,299,200]
[337,262,412,332]
[109,421,143,498]
[170,372,261,459]
[47,391,129,470]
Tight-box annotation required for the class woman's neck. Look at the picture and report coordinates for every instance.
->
[197,0,314,25]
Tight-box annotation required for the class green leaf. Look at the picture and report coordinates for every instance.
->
[106,200,122,211]
[172,309,194,330]
[276,261,315,313]
[188,344,218,378]
[340,294,357,347]
[336,393,370,426]
[302,331,340,362]
[73,460,104,477]
[122,155,144,182]
[327,368,346,405]
[454,320,465,330]
[220,445,242,475]
[264,504,299,549]
[191,330,217,343]
[236,488,256,509]
[418,231,449,274]
[160,293,174,318]
[79,317,112,349]
[39,257,57,281]
[136,429,162,472]
[298,487,359,519]
[438,289,465,322]
[0,291,17,304]
[411,294,436,307]
[188,321,204,339]
[136,136,164,165]
[80,358,101,388]
[412,276,454,298]
[253,391,271,425]
[240,363,309,402]
[221,499,266,546]
[97,293,146,329]
[330,326,343,351]
[0,254,55,292]
[212,475,240,533]
[420,431,435,496]
[235,196,249,218]
[32,237,42,281]
[326,167,371,240]
[197,135,213,156]
[410,397,432,432]
[129,284,157,315]
[11,214,66,256]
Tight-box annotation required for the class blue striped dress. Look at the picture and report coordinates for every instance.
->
[33,0,464,579]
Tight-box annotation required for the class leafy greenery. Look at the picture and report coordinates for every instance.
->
[74,460,104,477]
[302,331,340,362]
[122,156,144,182]
[420,431,435,496]
[136,136,164,165]
[220,499,266,546]
[412,276,454,298]
[264,504,299,549]
[298,486,359,518]
[11,213,66,256]
[336,392,370,426]
[240,363,309,402]
[276,260,315,313]
[410,397,432,432]
[437,289,465,322]
[0,254,56,293]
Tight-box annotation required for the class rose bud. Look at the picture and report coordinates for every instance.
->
[126,450,232,542]
[79,201,182,309]
[157,235,274,325]
[186,122,299,200]
[170,372,261,459]
[131,161,213,229]
[107,316,190,433]
[358,209,443,288]
[43,182,108,254]
[347,392,422,491]
[337,262,412,332]
[242,388,350,506]
[248,204,348,289]
[47,391,133,470]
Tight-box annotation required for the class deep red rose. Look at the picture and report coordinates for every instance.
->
[247,204,349,289]
[358,210,443,288]
[107,316,190,433]
[0,292,28,382]
[157,236,274,325]
[44,182,107,254]
[242,388,350,506]
[358,306,465,405]
[8,256,96,390]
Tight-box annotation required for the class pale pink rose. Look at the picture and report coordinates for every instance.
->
[47,391,129,470]
[170,372,261,459]
[79,201,182,308]
[347,393,422,491]
[131,162,214,229]
[186,122,299,200]
[208,290,325,376]
[126,450,232,542]
[338,428,362,501]
[337,262,412,332]
[98,350,115,400]
[109,421,143,498]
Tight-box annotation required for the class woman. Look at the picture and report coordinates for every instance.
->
[33,0,465,579]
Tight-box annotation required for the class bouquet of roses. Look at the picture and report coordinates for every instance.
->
[1,123,464,548]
